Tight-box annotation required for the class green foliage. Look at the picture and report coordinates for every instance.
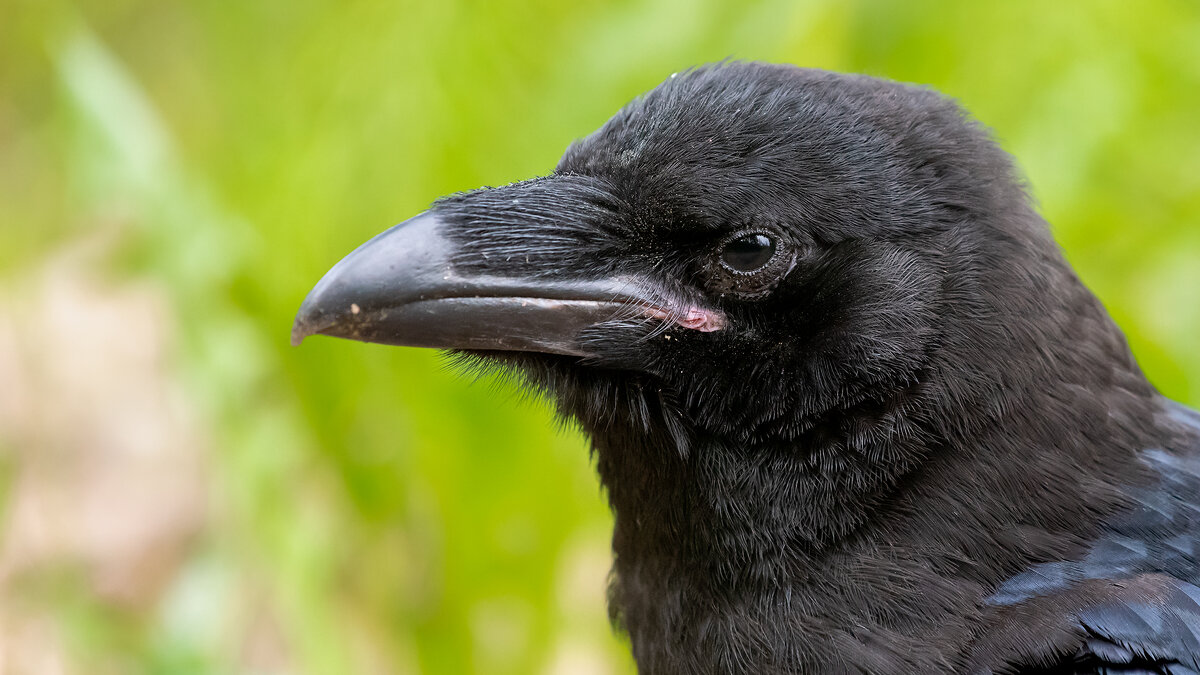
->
[1,1,1197,673]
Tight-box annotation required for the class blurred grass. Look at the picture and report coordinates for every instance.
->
[0,1,1198,673]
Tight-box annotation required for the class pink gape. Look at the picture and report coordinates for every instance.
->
[641,305,725,332]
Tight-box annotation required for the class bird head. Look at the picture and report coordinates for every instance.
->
[293,62,1116,454]
[294,63,1171,672]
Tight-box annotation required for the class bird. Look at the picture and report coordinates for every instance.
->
[292,62,1200,674]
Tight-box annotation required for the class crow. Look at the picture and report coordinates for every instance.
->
[292,63,1200,674]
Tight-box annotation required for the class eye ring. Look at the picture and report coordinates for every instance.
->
[707,227,797,298]
[718,231,777,274]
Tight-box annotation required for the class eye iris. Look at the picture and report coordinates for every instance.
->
[721,234,776,272]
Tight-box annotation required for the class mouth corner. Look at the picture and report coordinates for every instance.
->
[638,303,726,333]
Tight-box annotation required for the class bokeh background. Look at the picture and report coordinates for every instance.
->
[2,1,1199,673]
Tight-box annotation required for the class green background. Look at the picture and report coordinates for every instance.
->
[2,1,1198,673]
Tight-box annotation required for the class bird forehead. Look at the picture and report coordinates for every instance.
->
[566,82,899,199]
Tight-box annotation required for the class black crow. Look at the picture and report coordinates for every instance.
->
[292,63,1200,674]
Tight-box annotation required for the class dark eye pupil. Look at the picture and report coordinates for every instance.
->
[721,234,776,272]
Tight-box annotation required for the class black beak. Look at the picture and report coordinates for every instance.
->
[291,210,717,356]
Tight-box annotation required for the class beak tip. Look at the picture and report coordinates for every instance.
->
[290,313,314,347]
[291,295,327,347]
[291,295,364,347]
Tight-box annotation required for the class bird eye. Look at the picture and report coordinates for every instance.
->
[720,233,776,273]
